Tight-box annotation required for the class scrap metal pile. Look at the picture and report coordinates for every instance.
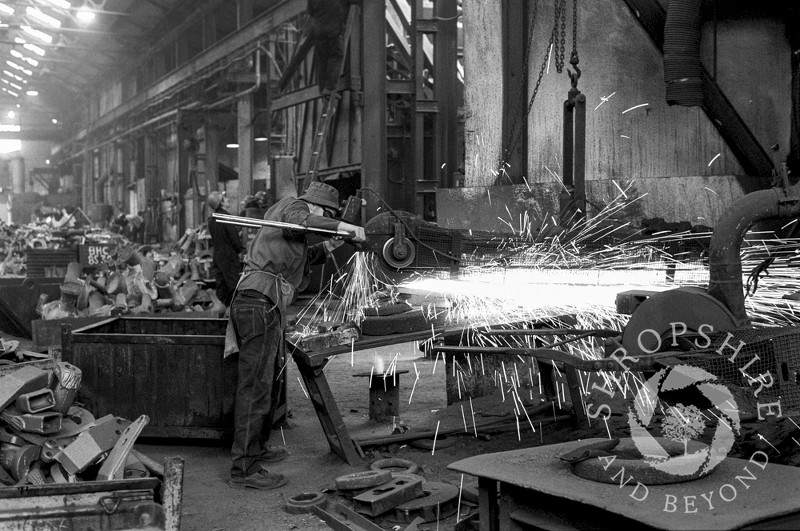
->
[0,348,158,487]
[38,250,223,320]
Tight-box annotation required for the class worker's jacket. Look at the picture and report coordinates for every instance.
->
[208,206,244,287]
[236,197,340,313]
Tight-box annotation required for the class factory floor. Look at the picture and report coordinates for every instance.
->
[135,336,800,531]
[6,327,800,530]
[137,340,492,531]
[134,335,615,531]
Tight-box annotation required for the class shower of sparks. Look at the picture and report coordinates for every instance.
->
[296,377,309,399]
[603,415,612,439]
[456,474,464,523]
[461,404,468,432]
[432,420,441,455]
[469,396,477,437]
[622,103,649,114]
[757,433,780,454]
[408,362,421,404]
[620,135,630,139]
[281,179,800,466]
[280,426,286,447]
[594,91,616,110]
[707,153,722,166]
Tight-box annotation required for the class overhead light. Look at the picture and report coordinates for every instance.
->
[6,61,33,77]
[25,90,38,96]
[26,6,62,28]
[1,79,22,91]
[0,124,21,132]
[1,88,19,97]
[45,159,50,164]
[21,25,54,43]
[42,0,72,9]
[10,50,38,67]
[52,118,58,124]
[6,110,14,119]
[254,133,268,142]
[0,3,14,16]
[15,38,46,57]
[2,70,25,83]
[76,7,95,23]
[226,143,239,149]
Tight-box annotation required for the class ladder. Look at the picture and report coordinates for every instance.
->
[304,4,359,188]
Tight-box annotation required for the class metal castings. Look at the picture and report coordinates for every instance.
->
[285,492,328,514]
[369,458,420,475]
[352,475,425,516]
[394,481,460,523]
[335,469,393,491]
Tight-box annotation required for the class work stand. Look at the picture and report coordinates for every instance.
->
[286,327,464,466]
[288,341,365,466]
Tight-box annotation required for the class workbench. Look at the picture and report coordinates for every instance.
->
[287,325,466,465]
[449,438,800,530]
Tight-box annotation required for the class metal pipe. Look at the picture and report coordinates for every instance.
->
[707,187,800,322]
[212,212,351,237]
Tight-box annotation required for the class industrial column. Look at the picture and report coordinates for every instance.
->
[362,0,388,220]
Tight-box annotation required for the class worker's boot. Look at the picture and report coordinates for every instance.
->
[229,470,287,490]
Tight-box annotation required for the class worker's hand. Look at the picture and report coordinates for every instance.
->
[337,222,366,243]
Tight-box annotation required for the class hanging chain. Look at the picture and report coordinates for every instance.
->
[554,0,567,73]
[570,0,579,66]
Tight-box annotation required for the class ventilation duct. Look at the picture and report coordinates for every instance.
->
[663,0,703,107]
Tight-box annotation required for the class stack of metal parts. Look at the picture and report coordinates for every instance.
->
[0,361,154,486]
[286,465,465,529]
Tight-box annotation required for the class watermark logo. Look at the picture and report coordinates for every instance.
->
[582,321,783,514]
[628,364,741,478]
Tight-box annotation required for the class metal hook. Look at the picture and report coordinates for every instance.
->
[568,64,581,89]
[567,51,581,88]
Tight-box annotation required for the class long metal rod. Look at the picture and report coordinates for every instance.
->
[212,212,351,237]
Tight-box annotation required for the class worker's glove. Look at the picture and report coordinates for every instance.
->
[337,222,366,243]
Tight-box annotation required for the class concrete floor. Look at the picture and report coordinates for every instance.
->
[138,340,468,531]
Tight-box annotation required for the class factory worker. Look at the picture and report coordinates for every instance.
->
[228,181,365,490]
[207,191,244,307]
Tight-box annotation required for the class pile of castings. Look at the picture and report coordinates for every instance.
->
[0,361,156,487]
[285,458,477,529]
[39,253,224,321]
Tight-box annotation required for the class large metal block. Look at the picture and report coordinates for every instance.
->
[0,366,50,411]
[352,475,424,516]
[56,415,131,475]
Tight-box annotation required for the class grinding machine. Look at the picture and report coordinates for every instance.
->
[427,180,800,418]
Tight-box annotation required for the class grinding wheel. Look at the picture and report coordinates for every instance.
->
[381,237,416,270]
[622,287,740,357]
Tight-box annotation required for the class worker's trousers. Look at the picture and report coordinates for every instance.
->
[229,291,283,477]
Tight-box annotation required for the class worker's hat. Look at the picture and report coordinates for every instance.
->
[299,181,339,210]
[207,190,226,210]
